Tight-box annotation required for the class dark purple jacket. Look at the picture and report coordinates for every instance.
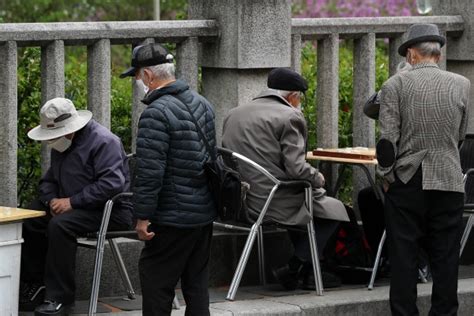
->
[39,120,131,217]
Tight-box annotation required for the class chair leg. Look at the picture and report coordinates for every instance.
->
[109,239,136,300]
[368,230,386,290]
[307,221,323,296]
[172,294,180,310]
[460,214,474,257]
[257,226,266,285]
[226,223,260,301]
[88,236,107,315]
[305,187,323,296]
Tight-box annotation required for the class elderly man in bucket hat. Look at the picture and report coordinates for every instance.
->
[377,24,470,315]
[19,98,133,315]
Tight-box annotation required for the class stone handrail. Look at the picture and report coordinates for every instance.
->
[292,15,464,39]
[0,20,218,45]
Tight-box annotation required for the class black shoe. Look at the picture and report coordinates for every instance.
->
[302,270,342,289]
[19,282,45,311]
[34,300,70,316]
[272,265,301,291]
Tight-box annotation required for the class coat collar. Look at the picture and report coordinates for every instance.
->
[142,79,189,105]
[411,62,439,71]
[253,89,292,108]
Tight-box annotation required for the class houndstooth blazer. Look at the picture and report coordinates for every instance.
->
[377,62,471,193]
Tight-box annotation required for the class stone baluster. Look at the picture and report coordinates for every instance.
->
[352,33,376,214]
[291,34,302,73]
[40,40,65,174]
[177,36,199,91]
[87,39,111,129]
[131,39,154,152]
[316,34,339,185]
[0,42,18,207]
[389,36,404,77]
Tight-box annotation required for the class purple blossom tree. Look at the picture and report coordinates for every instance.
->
[297,0,417,18]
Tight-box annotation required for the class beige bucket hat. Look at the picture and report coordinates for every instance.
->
[27,97,92,141]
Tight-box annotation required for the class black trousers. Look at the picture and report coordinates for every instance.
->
[139,223,213,316]
[385,169,464,316]
[21,200,131,304]
[358,186,386,259]
[288,218,340,262]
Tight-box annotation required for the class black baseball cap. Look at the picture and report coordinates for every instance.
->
[267,68,308,92]
[120,43,174,78]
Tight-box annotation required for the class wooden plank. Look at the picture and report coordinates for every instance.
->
[0,207,46,223]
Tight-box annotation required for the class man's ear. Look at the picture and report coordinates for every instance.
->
[143,68,153,84]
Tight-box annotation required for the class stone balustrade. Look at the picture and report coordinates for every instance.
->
[0,11,469,210]
[0,20,218,207]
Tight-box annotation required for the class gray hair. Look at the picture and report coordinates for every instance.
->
[140,62,176,81]
[411,41,441,58]
[269,88,296,98]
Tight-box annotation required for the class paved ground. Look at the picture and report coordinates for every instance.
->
[20,265,474,315]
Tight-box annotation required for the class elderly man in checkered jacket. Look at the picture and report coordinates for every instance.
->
[377,24,470,316]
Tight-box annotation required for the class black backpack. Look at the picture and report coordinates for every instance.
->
[324,205,373,283]
[174,94,244,222]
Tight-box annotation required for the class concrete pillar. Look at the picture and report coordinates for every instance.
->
[352,34,376,215]
[131,39,154,152]
[316,34,339,187]
[433,1,474,133]
[0,42,18,207]
[176,36,199,91]
[291,34,302,73]
[40,40,65,174]
[389,37,404,77]
[87,39,111,129]
[188,0,292,143]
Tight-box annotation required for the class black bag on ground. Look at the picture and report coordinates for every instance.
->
[324,205,373,284]
[174,95,243,221]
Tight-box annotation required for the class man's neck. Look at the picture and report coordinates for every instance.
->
[149,79,176,91]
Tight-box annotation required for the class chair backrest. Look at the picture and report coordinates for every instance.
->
[460,134,474,203]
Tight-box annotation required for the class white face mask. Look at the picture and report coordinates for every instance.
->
[47,136,72,153]
[296,104,302,111]
[136,79,149,95]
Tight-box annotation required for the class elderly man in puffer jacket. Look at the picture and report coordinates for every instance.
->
[120,43,217,316]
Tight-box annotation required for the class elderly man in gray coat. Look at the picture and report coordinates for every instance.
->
[222,68,349,290]
[377,24,470,316]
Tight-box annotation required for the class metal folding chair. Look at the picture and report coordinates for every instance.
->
[77,154,180,315]
[459,134,474,257]
[460,169,474,256]
[215,148,323,301]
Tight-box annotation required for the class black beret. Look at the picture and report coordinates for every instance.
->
[267,68,308,92]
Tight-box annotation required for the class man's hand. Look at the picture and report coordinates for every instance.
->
[50,198,72,216]
[317,172,325,188]
[135,219,155,241]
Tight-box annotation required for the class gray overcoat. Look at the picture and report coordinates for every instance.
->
[222,90,349,226]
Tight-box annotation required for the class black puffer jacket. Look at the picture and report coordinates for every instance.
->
[133,80,217,227]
